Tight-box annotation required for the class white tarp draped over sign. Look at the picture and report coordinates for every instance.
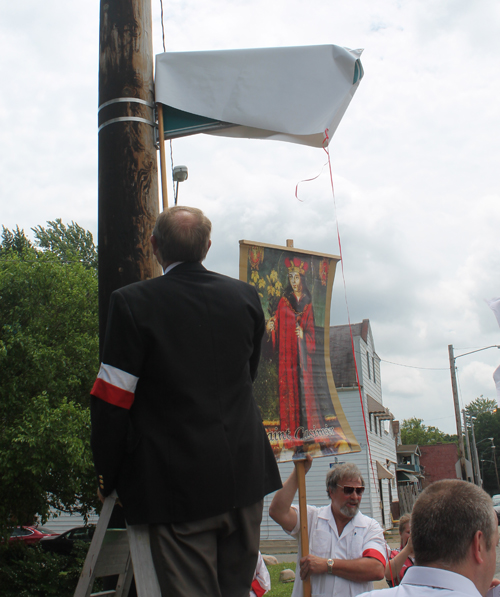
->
[485,297,500,400]
[155,44,364,148]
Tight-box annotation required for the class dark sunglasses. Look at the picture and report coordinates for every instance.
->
[338,485,365,496]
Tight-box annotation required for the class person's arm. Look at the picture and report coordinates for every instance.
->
[90,291,144,496]
[299,554,385,582]
[385,539,413,583]
[300,516,386,582]
[269,456,312,532]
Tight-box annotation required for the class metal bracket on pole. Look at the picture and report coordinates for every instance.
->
[98,97,156,111]
[98,98,157,133]
[98,116,157,133]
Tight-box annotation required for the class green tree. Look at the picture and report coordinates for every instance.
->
[0,225,33,254]
[465,395,497,417]
[32,219,97,269]
[466,397,500,495]
[400,417,457,445]
[0,223,99,531]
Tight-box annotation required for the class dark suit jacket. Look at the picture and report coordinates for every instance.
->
[90,262,281,524]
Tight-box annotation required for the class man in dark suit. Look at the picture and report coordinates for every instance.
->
[90,205,282,597]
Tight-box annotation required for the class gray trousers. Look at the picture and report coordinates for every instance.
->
[149,500,263,597]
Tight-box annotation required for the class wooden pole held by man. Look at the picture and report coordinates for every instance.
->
[295,460,312,597]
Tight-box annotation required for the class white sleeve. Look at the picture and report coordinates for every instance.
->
[285,505,301,537]
[361,519,388,564]
[251,552,271,594]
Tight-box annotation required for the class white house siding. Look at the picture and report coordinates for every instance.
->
[45,509,99,534]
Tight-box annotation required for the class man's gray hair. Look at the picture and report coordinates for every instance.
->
[412,479,496,566]
[152,205,212,263]
[326,463,364,496]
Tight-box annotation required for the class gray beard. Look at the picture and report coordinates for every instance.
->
[340,504,359,518]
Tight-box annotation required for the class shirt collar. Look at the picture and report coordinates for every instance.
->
[163,261,183,275]
[402,566,482,597]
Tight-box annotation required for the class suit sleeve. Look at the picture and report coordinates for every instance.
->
[249,286,265,382]
[90,291,144,496]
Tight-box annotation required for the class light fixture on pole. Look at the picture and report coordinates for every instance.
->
[476,437,494,447]
[448,344,500,482]
[173,165,188,205]
[474,436,494,487]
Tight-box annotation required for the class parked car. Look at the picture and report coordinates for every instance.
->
[9,526,59,546]
[40,525,95,555]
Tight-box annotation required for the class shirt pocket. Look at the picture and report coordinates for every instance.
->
[347,531,364,560]
[310,530,331,557]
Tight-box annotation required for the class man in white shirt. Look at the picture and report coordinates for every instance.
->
[359,479,499,597]
[269,459,386,597]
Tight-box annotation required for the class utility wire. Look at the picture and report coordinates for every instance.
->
[379,358,448,371]
[159,0,166,51]
[158,0,175,198]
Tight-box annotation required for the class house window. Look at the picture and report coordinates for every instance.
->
[369,413,372,432]
[372,356,376,384]
[367,352,371,380]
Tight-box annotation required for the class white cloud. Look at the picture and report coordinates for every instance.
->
[1,0,499,435]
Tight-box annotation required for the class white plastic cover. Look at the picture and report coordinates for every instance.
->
[155,44,363,148]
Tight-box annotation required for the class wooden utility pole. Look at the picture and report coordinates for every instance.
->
[462,409,473,482]
[493,444,500,491]
[448,345,467,481]
[469,419,482,486]
[98,0,161,352]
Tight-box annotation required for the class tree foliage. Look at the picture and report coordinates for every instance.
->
[0,223,99,530]
[465,396,500,495]
[0,541,95,597]
[32,219,97,269]
[0,225,33,254]
[400,417,457,445]
[465,395,497,417]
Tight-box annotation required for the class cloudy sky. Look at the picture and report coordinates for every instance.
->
[2,0,499,435]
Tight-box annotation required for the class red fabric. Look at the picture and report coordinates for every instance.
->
[362,548,386,566]
[91,378,135,410]
[251,578,266,597]
[274,297,324,440]
[388,549,413,586]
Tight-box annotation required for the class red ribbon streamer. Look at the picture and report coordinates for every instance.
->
[322,128,379,494]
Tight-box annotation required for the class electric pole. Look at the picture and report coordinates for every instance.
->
[462,410,475,483]
[97,0,161,353]
[469,417,481,486]
[448,345,468,481]
[493,444,500,492]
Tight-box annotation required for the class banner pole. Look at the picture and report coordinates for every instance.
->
[295,460,311,597]
[157,104,168,209]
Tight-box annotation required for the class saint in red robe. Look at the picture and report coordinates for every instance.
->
[272,292,326,439]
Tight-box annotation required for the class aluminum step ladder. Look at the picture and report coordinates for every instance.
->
[74,493,161,597]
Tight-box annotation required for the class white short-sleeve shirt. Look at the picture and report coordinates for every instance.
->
[288,504,387,597]
[357,566,483,597]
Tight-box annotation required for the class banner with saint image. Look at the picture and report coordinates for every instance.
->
[240,241,361,462]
